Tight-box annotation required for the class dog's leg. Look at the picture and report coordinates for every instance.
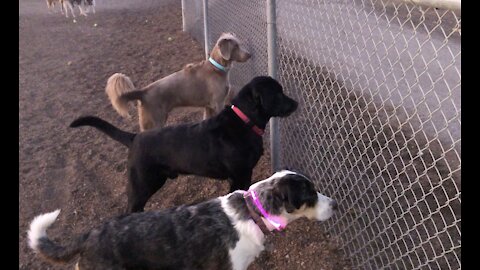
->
[46,0,53,13]
[206,89,228,120]
[229,171,252,193]
[153,111,169,130]
[140,103,168,131]
[78,5,88,16]
[126,166,167,213]
[203,107,216,120]
[86,0,95,14]
[138,103,157,132]
[224,86,235,106]
[63,2,69,17]
[64,2,75,18]
[69,3,76,18]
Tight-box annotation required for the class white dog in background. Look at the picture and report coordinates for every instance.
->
[63,0,96,18]
[46,0,96,18]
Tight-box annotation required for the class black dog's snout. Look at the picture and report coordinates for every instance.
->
[330,200,338,211]
[290,99,298,111]
[284,99,298,115]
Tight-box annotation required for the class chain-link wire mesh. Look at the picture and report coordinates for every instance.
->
[182,0,269,92]
[183,0,271,135]
[206,0,269,93]
[183,0,461,269]
[182,0,205,46]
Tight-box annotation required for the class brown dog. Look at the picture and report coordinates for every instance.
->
[105,32,251,131]
[46,0,64,14]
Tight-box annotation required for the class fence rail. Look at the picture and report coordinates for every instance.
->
[183,0,461,269]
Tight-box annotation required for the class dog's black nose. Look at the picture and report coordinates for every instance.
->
[330,200,338,211]
[291,100,298,111]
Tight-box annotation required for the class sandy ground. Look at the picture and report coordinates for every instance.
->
[19,0,351,269]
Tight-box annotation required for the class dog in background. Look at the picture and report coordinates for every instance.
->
[83,0,95,14]
[28,170,338,270]
[61,0,95,18]
[70,76,298,213]
[46,0,64,14]
[106,32,251,131]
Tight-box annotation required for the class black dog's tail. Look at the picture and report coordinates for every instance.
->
[28,210,90,264]
[70,116,136,148]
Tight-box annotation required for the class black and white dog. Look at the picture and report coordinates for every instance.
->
[28,170,337,270]
[70,76,298,213]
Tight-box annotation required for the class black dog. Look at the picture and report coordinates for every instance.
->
[28,171,337,270]
[70,76,298,213]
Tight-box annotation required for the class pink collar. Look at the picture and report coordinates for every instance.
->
[231,105,264,136]
[244,190,285,231]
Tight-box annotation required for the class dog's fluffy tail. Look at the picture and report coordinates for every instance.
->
[105,73,145,118]
[28,210,89,264]
[70,116,136,148]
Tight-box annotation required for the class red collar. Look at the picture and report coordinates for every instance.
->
[231,105,264,136]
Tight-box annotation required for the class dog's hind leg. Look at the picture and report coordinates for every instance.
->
[126,166,167,213]
[90,0,96,14]
[64,2,75,18]
[205,95,227,120]
[153,110,169,130]
[139,103,168,131]
[69,3,76,17]
[62,2,69,17]
[46,0,53,12]
[78,5,88,16]
[138,103,156,132]
[203,107,216,120]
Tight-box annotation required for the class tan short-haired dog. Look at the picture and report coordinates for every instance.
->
[105,32,251,131]
[46,0,64,14]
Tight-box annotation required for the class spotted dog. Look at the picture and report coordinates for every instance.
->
[28,170,337,270]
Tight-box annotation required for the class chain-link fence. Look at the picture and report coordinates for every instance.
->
[183,0,460,269]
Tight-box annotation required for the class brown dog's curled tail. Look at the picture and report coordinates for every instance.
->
[105,73,144,118]
[28,210,89,264]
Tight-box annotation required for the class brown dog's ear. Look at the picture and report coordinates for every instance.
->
[218,38,235,61]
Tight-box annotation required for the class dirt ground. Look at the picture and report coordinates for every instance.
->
[19,0,351,269]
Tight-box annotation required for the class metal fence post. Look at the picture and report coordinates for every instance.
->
[181,0,187,31]
[203,0,209,59]
[267,0,279,173]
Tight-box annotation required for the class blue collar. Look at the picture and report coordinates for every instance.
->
[208,57,228,72]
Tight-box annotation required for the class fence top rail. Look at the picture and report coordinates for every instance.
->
[397,0,460,11]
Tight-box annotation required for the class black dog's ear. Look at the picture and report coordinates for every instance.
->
[251,87,263,106]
